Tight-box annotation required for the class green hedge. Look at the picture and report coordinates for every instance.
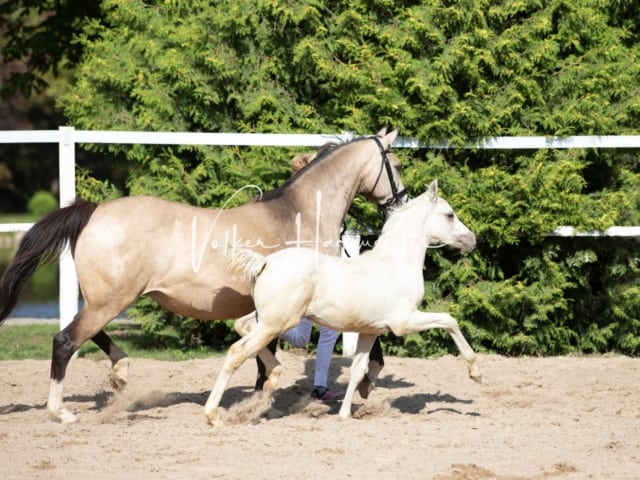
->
[62,0,639,356]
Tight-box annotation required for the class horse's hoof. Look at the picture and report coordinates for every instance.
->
[357,375,373,399]
[108,373,128,391]
[470,371,483,384]
[109,358,130,391]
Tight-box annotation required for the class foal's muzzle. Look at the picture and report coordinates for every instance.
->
[460,232,477,253]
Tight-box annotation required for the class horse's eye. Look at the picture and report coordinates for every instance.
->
[446,212,455,220]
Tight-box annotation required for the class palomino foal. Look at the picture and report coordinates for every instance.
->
[207,180,481,423]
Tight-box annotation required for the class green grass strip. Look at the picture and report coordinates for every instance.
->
[0,322,225,361]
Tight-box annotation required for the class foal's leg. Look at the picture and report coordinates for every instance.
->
[47,307,116,423]
[339,333,377,420]
[404,311,482,382]
[204,327,283,425]
[234,311,256,336]
[233,311,280,391]
[91,330,130,391]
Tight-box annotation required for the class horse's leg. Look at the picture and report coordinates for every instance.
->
[403,311,482,383]
[357,336,384,399]
[233,311,280,391]
[204,327,283,425]
[255,339,278,390]
[339,333,377,420]
[91,330,130,391]
[47,307,115,423]
[369,336,384,367]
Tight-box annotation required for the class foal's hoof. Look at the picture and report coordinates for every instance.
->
[205,410,221,427]
[338,405,353,420]
[469,367,483,384]
[467,361,482,383]
[49,407,78,424]
[206,417,224,427]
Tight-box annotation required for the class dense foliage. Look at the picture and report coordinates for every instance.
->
[0,0,101,96]
[59,0,639,355]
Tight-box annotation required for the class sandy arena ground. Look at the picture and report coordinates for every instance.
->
[0,349,638,479]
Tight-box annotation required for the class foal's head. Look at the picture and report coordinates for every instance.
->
[422,180,476,252]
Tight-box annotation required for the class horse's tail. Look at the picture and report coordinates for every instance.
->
[216,245,267,282]
[0,199,98,324]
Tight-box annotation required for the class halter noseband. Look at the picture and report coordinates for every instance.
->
[370,136,407,210]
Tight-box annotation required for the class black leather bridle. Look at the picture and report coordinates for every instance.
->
[341,135,409,246]
[370,136,408,210]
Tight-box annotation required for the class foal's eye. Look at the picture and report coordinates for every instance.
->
[446,212,455,220]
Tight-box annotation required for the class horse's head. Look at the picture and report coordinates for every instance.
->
[423,180,476,253]
[359,127,407,210]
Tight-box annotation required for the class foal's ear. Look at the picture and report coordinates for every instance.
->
[427,179,439,202]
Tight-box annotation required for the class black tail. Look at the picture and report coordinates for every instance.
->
[0,199,97,323]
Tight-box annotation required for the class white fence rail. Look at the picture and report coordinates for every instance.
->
[1,127,639,328]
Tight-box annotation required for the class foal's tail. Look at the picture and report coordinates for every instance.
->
[216,245,267,283]
[0,199,97,324]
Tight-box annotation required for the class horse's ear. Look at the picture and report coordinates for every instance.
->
[427,179,438,202]
[375,126,388,136]
[381,128,399,148]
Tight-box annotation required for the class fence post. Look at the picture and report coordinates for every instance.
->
[341,231,361,357]
[58,126,79,330]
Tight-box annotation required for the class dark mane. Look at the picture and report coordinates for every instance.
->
[258,137,364,202]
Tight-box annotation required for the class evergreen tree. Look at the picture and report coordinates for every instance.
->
[60,0,639,354]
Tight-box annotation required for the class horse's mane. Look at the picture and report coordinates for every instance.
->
[257,137,367,202]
